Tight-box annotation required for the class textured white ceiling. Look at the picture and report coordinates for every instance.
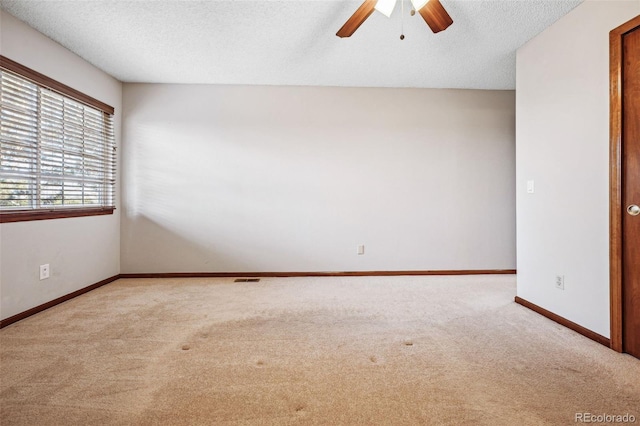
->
[0,0,582,89]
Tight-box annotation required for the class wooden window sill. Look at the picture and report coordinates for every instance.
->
[0,207,115,223]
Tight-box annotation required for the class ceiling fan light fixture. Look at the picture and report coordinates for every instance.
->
[336,0,452,38]
[374,0,398,18]
[410,0,429,11]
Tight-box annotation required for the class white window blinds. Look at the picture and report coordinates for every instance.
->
[0,68,116,211]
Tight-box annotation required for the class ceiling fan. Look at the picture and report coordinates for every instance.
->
[336,0,453,38]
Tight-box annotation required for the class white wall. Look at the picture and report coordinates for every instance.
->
[0,11,122,320]
[516,0,640,337]
[121,84,516,273]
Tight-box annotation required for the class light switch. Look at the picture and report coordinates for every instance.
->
[526,180,535,194]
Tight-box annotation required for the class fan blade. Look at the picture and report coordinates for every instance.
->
[336,0,377,38]
[418,0,453,33]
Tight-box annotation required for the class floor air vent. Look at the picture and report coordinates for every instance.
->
[234,278,260,283]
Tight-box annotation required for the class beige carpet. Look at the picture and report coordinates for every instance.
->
[1,275,638,425]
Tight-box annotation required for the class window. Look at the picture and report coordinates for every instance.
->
[0,56,116,223]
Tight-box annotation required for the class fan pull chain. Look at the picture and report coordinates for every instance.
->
[400,0,405,40]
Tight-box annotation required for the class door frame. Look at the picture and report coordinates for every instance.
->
[609,15,640,353]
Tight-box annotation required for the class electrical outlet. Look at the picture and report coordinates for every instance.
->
[357,245,365,255]
[40,264,50,280]
[555,275,564,290]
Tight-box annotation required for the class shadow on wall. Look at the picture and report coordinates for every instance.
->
[121,213,320,273]
[121,213,243,273]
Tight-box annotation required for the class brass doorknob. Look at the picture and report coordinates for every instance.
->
[628,205,640,216]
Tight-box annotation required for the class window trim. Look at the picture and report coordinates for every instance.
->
[0,56,114,114]
[0,56,116,223]
[0,207,114,223]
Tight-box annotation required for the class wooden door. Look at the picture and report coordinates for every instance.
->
[622,26,640,358]
[611,15,640,359]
